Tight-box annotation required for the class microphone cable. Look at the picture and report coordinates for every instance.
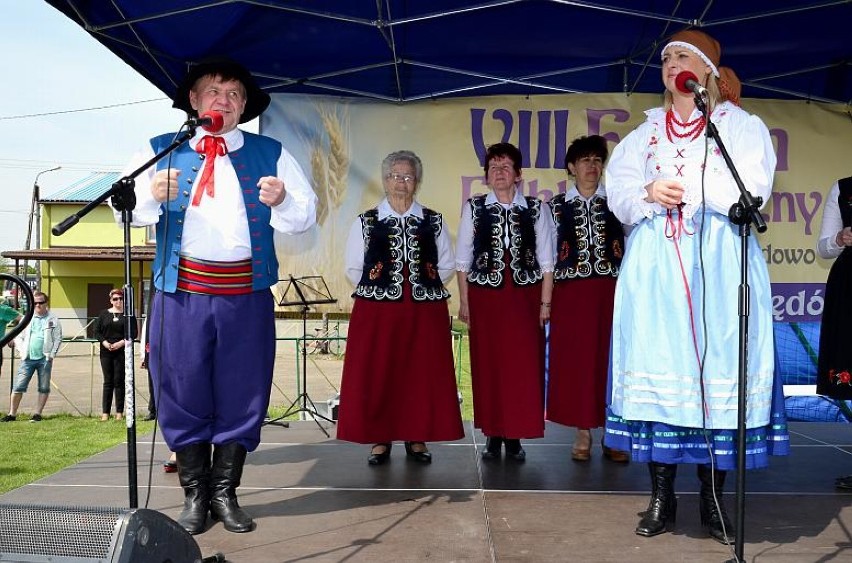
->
[695,105,740,563]
[142,126,184,510]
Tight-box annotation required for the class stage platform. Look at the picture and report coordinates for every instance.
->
[1,421,850,562]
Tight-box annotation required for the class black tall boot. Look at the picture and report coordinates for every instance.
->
[637,462,658,517]
[209,442,255,533]
[697,464,734,544]
[175,442,212,535]
[635,463,677,537]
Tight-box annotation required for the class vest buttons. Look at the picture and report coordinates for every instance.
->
[179,205,186,211]
[182,191,190,197]
[191,167,199,172]
[186,178,193,184]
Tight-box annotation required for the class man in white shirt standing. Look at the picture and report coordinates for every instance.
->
[116,58,316,535]
[2,292,61,423]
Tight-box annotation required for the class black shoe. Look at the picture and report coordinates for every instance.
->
[143,412,157,421]
[481,437,502,460]
[29,414,42,423]
[368,443,392,465]
[0,415,16,422]
[404,442,432,463]
[504,439,526,462]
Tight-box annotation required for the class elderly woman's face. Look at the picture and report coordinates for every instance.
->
[383,160,417,199]
[486,155,521,191]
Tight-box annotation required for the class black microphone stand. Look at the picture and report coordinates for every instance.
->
[695,94,766,563]
[52,124,200,508]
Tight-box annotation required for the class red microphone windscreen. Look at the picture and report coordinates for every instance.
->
[200,110,224,133]
[674,71,698,95]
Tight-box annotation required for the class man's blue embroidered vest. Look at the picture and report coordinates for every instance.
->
[149,131,281,293]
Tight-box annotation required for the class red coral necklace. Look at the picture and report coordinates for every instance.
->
[665,109,706,143]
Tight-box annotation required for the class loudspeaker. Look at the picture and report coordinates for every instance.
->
[0,503,202,562]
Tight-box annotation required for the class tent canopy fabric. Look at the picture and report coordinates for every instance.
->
[46,1,851,104]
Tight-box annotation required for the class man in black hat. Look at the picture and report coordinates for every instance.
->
[116,58,316,535]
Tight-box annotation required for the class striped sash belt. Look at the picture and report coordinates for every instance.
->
[176,256,254,295]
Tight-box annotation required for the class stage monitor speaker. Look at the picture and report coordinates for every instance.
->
[0,503,202,562]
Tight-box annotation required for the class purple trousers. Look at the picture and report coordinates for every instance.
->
[148,289,275,451]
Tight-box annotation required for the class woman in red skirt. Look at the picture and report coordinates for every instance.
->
[546,135,628,463]
[456,143,554,461]
[337,150,464,465]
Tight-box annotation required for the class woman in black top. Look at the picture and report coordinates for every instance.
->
[93,289,132,421]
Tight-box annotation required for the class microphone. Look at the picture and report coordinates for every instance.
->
[675,71,708,98]
[185,110,224,133]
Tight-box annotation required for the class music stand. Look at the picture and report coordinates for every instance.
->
[266,275,336,436]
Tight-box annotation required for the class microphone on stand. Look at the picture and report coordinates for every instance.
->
[675,71,708,98]
[185,110,224,133]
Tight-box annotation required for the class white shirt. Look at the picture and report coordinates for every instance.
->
[117,127,317,262]
[344,198,455,286]
[817,181,844,259]
[455,188,555,273]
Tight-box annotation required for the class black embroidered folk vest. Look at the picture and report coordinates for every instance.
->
[354,208,449,301]
[466,194,543,288]
[549,193,624,281]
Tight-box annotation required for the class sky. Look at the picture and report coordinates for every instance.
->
[0,2,255,255]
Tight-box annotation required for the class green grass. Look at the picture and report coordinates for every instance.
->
[0,415,155,495]
[0,334,474,496]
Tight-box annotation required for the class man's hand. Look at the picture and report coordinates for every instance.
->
[258,176,286,207]
[151,169,181,202]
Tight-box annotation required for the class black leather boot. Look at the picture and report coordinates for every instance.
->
[637,462,658,517]
[209,442,255,533]
[481,437,503,460]
[504,439,526,462]
[175,442,212,535]
[635,463,677,537]
[698,464,734,544]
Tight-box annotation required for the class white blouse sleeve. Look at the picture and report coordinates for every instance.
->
[703,107,777,216]
[455,200,475,272]
[436,215,456,283]
[605,123,662,225]
[343,217,365,286]
[817,182,843,259]
[536,202,556,272]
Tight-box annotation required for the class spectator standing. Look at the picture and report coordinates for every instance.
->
[2,291,61,422]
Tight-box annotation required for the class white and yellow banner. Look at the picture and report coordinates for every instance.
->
[262,93,851,321]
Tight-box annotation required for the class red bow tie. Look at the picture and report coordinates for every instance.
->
[192,135,228,206]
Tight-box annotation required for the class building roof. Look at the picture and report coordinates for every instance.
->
[43,172,122,203]
[1,247,154,262]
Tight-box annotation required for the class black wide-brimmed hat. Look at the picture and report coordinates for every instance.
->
[172,58,271,124]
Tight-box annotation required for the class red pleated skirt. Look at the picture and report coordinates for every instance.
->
[546,276,616,428]
[336,287,464,444]
[468,280,545,439]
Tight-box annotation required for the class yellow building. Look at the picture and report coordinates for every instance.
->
[2,172,153,336]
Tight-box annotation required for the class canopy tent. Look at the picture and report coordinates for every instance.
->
[45,0,851,105]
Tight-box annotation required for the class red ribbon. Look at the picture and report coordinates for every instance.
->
[192,135,228,206]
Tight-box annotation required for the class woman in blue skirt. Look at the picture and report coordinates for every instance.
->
[603,29,789,545]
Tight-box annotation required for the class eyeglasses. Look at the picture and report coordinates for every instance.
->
[33,301,46,305]
[386,173,415,184]
[111,297,123,302]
